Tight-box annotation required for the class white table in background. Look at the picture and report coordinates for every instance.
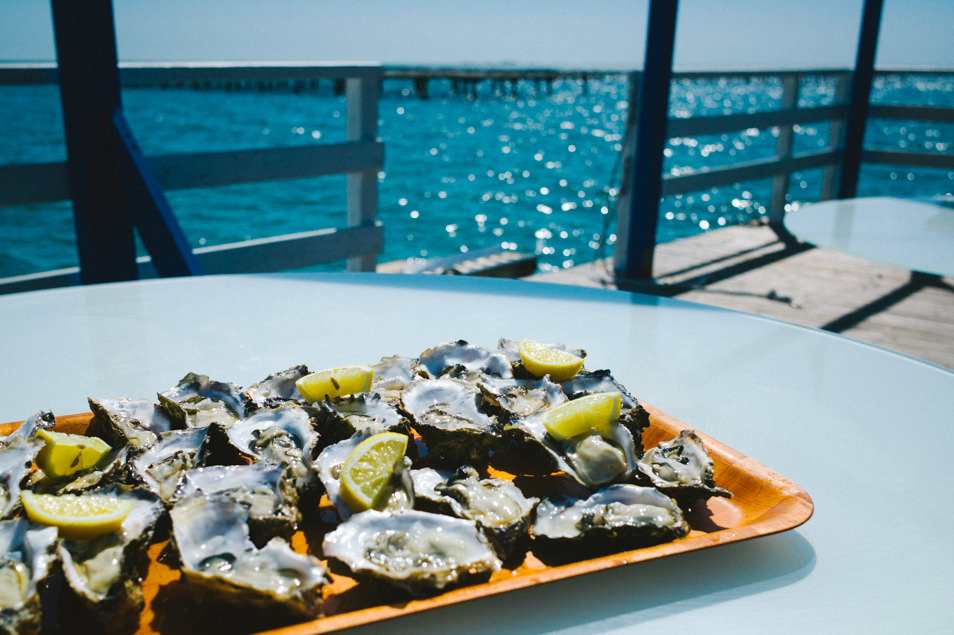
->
[2,273,953,634]
[784,196,954,277]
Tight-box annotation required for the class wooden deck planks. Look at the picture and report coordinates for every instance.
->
[526,223,954,371]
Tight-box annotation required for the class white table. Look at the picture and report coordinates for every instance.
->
[784,196,954,277]
[2,274,953,634]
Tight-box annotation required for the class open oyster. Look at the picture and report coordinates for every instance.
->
[57,485,164,631]
[400,378,499,467]
[531,484,689,561]
[497,409,639,488]
[417,340,512,380]
[87,397,175,450]
[174,463,300,546]
[128,427,209,502]
[322,509,501,596]
[369,355,419,402]
[637,429,731,505]
[158,373,249,429]
[201,404,321,504]
[169,493,328,618]
[0,433,42,520]
[314,434,414,521]
[432,466,538,561]
[0,518,58,635]
[311,393,409,447]
[559,370,651,445]
[245,365,310,409]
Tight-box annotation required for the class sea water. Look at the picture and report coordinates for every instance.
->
[1,73,951,278]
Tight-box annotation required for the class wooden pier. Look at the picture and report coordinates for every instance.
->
[522,223,954,370]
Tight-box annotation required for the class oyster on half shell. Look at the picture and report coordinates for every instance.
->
[0,518,58,635]
[400,378,498,467]
[322,509,501,596]
[170,493,328,618]
[637,429,731,505]
[531,484,689,561]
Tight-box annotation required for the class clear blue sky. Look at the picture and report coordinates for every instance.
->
[1,0,952,69]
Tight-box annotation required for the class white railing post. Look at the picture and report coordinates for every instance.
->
[768,73,799,227]
[821,72,850,200]
[346,76,380,272]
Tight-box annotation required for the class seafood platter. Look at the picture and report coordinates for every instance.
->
[0,339,813,634]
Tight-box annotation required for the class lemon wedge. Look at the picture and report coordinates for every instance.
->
[35,429,111,479]
[541,392,622,442]
[295,365,373,403]
[517,338,584,381]
[339,431,408,512]
[20,491,133,540]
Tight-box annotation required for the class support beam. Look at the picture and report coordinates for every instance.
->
[837,0,884,199]
[50,0,200,283]
[613,0,679,280]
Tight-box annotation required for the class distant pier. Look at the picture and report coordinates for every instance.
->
[119,66,627,98]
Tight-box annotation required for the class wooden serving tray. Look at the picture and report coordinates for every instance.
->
[1,404,813,635]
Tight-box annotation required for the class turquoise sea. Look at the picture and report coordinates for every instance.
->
[1,73,952,278]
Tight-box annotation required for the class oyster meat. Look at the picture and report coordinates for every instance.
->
[433,466,538,560]
[158,373,249,429]
[531,484,689,560]
[87,397,174,450]
[417,340,512,380]
[128,427,208,502]
[170,493,328,618]
[400,378,499,467]
[57,485,164,631]
[0,518,58,635]
[322,509,501,596]
[637,429,731,504]
[174,463,300,545]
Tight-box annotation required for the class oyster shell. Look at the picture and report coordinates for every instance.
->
[174,463,299,546]
[637,429,731,504]
[311,393,409,448]
[0,518,58,635]
[158,373,249,429]
[559,370,651,446]
[369,355,419,402]
[0,413,48,519]
[128,427,208,502]
[87,397,175,450]
[314,433,414,521]
[400,378,499,467]
[497,410,639,488]
[170,493,328,618]
[57,485,164,632]
[433,466,538,561]
[531,484,689,561]
[322,509,501,596]
[418,340,512,380]
[201,404,320,504]
[245,365,310,408]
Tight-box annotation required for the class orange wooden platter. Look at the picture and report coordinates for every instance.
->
[0,404,813,635]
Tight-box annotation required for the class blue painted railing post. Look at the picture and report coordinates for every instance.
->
[613,0,678,281]
[50,0,201,283]
[837,0,884,199]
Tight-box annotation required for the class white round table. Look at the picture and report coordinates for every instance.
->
[2,274,953,634]
[784,196,954,277]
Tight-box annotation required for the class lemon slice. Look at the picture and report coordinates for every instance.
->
[541,392,622,442]
[339,432,408,512]
[295,365,373,403]
[20,491,133,540]
[35,429,111,479]
[517,338,584,381]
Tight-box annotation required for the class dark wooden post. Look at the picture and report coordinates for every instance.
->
[50,0,200,283]
[51,0,137,283]
[612,0,678,280]
[837,0,884,199]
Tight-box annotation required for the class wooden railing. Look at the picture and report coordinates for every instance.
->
[0,63,384,294]
[2,64,952,294]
